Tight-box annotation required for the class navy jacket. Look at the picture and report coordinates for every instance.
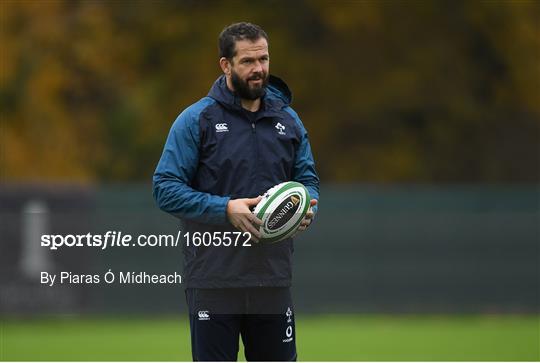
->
[153,75,319,288]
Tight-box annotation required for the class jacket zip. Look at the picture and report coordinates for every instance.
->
[250,119,264,287]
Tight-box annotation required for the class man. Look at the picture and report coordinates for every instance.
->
[153,22,319,361]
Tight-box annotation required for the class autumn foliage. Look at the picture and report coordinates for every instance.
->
[1,1,539,183]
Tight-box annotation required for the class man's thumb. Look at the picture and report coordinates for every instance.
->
[246,196,262,206]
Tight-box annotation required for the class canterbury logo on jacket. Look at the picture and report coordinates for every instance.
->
[153,75,320,288]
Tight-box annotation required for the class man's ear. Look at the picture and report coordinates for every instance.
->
[219,57,232,76]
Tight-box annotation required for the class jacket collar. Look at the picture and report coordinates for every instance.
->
[208,75,292,117]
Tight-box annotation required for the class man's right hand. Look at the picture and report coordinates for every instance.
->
[226,196,263,242]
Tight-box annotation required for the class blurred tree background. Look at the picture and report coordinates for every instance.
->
[1,0,539,183]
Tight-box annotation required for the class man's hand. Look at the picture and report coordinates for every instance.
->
[226,196,263,242]
[297,199,318,233]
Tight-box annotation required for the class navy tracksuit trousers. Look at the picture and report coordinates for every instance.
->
[186,287,297,361]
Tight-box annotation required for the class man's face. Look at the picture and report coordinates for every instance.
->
[228,38,270,100]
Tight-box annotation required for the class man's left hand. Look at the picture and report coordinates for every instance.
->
[297,199,317,232]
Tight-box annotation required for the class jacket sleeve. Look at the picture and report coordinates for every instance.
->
[285,107,320,213]
[153,103,230,224]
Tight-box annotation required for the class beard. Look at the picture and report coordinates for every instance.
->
[231,70,269,100]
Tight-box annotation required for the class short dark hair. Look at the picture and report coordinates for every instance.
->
[218,22,268,59]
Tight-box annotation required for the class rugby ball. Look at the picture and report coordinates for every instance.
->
[253,181,311,243]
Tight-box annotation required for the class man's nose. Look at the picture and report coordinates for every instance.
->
[252,61,263,73]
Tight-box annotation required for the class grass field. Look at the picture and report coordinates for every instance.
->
[1,314,538,361]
